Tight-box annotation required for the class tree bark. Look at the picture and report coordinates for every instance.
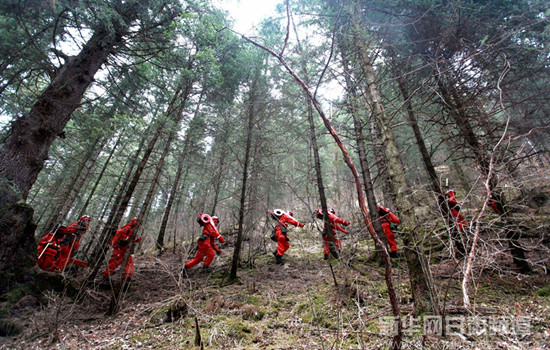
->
[0,1,142,279]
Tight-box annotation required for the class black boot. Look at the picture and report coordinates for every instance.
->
[389,251,400,259]
[275,255,283,265]
[323,254,329,260]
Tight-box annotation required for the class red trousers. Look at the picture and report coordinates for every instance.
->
[51,244,75,271]
[103,248,134,278]
[451,209,467,231]
[185,238,214,269]
[276,233,290,256]
[323,233,342,255]
[381,223,398,252]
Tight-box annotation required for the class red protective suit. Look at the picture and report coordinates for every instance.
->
[184,213,225,270]
[446,190,467,231]
[377,206,400,253]
[37,230,64,271]
[269,209,304,264]
[103,218,141,279]
[51,217,90,271]
[314,209,350,258]
[37,216,90,272]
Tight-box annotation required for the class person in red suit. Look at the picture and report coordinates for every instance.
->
[268,209,305,264]
[445,190,467,232]
[183,212,225,273]
[377,206,400,258]
[103,217,141,280]
[37,215,91,272]
[313,208,350,260]
[51,215,91,271]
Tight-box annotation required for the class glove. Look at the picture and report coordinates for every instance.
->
[343,220,350,227]
[215,250,222,256]
[134,237,142,243]
[218,236,225,244]
[299,223,305,228]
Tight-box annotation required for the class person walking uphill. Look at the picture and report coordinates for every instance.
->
[37,215,91,272]
[377,206,400,258]
[313,208,350,260]
[268,209,305,264]
[445,189,467,232]
[183,212,225,274]
[103,217,141,281]
[51,215,91,271]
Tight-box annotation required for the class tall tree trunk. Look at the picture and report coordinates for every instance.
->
[0,1,142,281]
[369,118,397,210]
[230,81,256,280]
[292,19,337,257]
[340,43,392,248]
[352,16,439,315]
[306,98,337,257]
[156,88,202,252]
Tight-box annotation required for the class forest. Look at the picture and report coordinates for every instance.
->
[0,0,549,349]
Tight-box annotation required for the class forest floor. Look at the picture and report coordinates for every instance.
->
[1,233,550,350]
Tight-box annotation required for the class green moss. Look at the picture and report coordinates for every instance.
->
[2,285,31,305]
[536,285,550,298]
[246,295,261,305]
[224,318,253,340]
[294,293,338,329]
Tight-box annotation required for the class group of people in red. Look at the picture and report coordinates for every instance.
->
[39,188,478,278]
[37,216,142,283]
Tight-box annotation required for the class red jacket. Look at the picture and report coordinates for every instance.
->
[112,224,141,249]
[378,206,400,226]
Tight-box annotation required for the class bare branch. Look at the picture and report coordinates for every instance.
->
[279,0,291,56]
